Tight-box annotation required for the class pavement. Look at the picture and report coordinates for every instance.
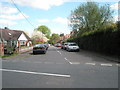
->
[1,46,120,88]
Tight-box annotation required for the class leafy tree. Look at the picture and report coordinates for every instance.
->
[48,33,60,44]
[35,25,51,39]
[60,33,64,37]
[31,30,48,44]
[69,2,114,34]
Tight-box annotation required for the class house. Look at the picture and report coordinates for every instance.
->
[64,34,70,40]
[59,34,70,43]
[70,29,78,37]
[0,28,32,56]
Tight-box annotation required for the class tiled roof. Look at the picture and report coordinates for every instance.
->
[0,28,31,41]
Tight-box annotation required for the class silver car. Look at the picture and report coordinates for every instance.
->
[61,43,68,50]
[66,43,80,52]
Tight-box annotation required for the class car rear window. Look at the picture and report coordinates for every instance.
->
[34,44,45,47]
[69,44,77,46]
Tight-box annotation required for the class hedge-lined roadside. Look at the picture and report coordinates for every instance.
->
[68,29,120,57]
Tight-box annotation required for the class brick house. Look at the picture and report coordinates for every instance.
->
[59,34,70,43]
[0,28,32,56]
[70,29,78,37]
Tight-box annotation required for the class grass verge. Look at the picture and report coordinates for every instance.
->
[1,53,18,58]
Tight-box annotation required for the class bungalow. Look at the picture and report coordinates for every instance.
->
[0,28,32,56]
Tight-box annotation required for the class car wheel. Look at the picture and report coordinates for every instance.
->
[66,48,68,51]
[33,51,36,54]
[76,49,79,52]
[67,48,71,52]
[43,51,46,54]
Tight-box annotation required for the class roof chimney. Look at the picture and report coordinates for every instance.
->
[4,27,9,29]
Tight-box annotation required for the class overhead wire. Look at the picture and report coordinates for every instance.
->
[9,0,45,41]
[10,0,36,29]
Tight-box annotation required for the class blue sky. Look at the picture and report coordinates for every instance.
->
[0,0,119,37]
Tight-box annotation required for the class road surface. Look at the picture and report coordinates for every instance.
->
[1,46,119,88]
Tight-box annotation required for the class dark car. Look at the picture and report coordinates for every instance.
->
[43,44,49,50]
[33,44,47,54]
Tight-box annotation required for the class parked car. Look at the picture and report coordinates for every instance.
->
[56,43,62,47]
[54,43,57,47]
[66,43,80,52]
[61,43,69,50]
[33,44,47,54]
[43,44,49,50]
[61,43,64,49]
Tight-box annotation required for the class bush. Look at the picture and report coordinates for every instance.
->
[71,28,120,56]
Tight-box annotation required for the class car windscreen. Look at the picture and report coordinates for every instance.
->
[57,43,61,45]
[34,44,45,48]
[69,44,77,46]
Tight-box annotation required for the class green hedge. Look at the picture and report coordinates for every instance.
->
[69,29,120,56]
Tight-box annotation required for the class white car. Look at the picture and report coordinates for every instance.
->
[66,43,80,52]
[61,43,68,50]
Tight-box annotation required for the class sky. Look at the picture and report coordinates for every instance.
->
[0,0,119,37]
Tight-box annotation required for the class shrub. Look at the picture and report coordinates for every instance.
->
[71,28,120,56]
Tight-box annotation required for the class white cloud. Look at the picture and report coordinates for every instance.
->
[0,13,29,20]
[114,15,118,21]
[0,3,29,26]
[110,3,119,9]
[6,0,68,10]
[51,27,70,34]
[0,19,17,25]
[52,17,68,25]
[68,0,119,2]
[37,17,68,24]
[0,4,18,14]
[38,19,49,23]
[113,15,120,21]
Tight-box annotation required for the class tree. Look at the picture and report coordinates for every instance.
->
[69,2,114,34]
[31,30,48,44]
[48,33,60,44]
[35,25,51,39]
[60,33,64,37]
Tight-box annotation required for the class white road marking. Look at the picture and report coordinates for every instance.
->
[57,51,62,55]
[85,63,96,65]
[64,58,67,61]
[101,64,112,66]
[59,52,62,55]
[0,69,70,78]
[116,64,120,66]
[56,63,64,64]
[34,62,42,64]
[64,58,71,64]
[70,62,80,64]
[44,62,54,64]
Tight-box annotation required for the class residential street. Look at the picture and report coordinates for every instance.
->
[1,46,119,88]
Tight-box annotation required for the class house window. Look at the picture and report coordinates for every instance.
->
[4,41,7,46]
[20,40,26,45]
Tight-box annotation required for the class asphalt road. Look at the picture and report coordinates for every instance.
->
[1,46,119,88]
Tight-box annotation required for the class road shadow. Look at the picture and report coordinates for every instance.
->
[74,49,120,63]
[47,49,57,51]
[29,52,46,55]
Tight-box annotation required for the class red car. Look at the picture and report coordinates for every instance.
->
[56,43,62,47]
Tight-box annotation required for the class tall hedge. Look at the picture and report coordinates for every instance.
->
[68,29,120,56]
